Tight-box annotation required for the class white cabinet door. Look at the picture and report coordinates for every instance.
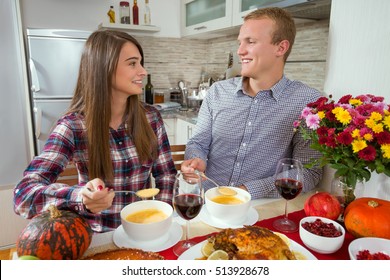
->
[175,118,196,144]
[181,0,233,37]
[163,118,176,145]
[232,0,259,26]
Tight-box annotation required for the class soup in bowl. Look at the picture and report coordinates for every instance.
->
[120,200,173,243]
[205,187,251,224]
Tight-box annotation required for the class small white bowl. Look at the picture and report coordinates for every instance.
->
[120,200,173,244]
[205,187,251,225]
[299,216,345,254]
[349,237,390,260]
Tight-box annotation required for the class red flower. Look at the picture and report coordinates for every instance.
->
[376,131,390,144]
[338,95,352,104]
[336,131,353,145]
[358,145,376,161]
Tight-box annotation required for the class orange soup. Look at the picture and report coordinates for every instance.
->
[126,208,167,224]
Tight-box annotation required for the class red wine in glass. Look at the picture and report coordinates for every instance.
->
[172,171,204,256]
[275,178,303,200]
[273,158,304,233]
[173,194,203,220]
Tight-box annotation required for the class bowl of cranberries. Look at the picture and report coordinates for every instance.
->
[349,237,390,260]
[299,216,345,254]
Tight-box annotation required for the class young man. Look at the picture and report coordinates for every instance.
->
[181,7,323,199]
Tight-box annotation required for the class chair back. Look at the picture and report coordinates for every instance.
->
[170,144,186,171]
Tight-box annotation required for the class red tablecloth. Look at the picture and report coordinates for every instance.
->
[159,209,356,260]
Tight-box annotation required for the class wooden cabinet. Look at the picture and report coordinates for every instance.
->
[181,0,233,37]
[175,118,196,145]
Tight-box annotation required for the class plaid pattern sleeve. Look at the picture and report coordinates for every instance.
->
[14,106,177,233]
[185,76,323,199]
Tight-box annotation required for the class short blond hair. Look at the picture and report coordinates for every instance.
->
[244,7,296,61]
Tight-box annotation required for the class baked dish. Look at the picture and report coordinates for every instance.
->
[83,248,165,260]
[208,225,296,260]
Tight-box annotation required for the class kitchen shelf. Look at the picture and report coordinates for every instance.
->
[98,23,160,33]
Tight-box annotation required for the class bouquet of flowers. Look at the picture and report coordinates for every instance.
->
[294,94,390,190]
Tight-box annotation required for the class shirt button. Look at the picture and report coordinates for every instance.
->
[254,100,258,104]
[248,122,252,126]
[242,143,246,147]
[119,141,123,145]
[236,163,240,167]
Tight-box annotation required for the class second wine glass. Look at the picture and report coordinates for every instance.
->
[172,171,204,256]
[273,158,304,233]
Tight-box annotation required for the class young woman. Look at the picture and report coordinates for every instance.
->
[14,30,177,232]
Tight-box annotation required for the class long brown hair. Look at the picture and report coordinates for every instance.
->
[68,30,157,181]
[244,7,296,62]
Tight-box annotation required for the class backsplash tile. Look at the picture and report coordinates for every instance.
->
[136,19,329,94]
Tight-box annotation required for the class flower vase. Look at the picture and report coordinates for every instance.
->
[331,176,362,212]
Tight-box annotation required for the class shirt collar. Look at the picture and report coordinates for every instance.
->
[237,75,290,101]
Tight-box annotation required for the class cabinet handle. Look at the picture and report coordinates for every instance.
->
[194,26,207,30]
[187,126,192,140]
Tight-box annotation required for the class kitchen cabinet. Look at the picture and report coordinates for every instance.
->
[164,118,176,145]
[232,0,259,26]
[175,118,196,144]
[181,0,233,37]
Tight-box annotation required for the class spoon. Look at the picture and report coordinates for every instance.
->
[114,188,160,199]
[197,172,237,196]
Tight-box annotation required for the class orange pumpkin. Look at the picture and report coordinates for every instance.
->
[344,197,390,239]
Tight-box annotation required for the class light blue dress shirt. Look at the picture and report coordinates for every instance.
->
[185,75,323,199]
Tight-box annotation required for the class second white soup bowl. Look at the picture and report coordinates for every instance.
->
[205,187,251,225]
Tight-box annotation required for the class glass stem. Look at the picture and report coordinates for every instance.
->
[284,200,289,219]
[184,220,190,242]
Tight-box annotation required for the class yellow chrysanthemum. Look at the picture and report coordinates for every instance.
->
[334,108,352,125]
[372,123,384,133]
[349,98,363,106]
[369,112,383,122]
[383,115,390,129]
[363,133,373,141]
[332,107,343,114]
[352,129,361,139]
[317,111,325,119]
[381,144,390,159]
[352,139,367,153]
[365,118,376,129]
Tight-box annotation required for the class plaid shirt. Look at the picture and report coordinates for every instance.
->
[14,103,177,232]
[185,75,323,199]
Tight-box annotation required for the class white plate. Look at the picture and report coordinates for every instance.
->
[178,238,318,260]
[199,206,259,229]
[113,222,182,252]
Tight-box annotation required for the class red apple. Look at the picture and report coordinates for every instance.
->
[304,192,342,220]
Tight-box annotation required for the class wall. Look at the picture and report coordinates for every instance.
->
[318,0,390,198]
[0,0,32,249]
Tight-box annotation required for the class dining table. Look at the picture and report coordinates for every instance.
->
[82,187,356,260]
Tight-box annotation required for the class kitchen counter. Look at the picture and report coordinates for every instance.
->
[160,108,198,125]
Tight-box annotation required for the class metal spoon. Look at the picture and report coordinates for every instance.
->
[197,172,237,196]
[114,188,160,199]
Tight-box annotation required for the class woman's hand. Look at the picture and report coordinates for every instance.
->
[181,158,206,173]
[80,178,115,213]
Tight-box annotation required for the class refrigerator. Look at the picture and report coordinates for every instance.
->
[26,29,91,154]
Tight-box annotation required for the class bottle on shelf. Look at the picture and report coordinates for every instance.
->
[144,0,151,25]
[120,1,130,24]
[145,74,154,104]
[132,0,139,25]
[107,6,115,23]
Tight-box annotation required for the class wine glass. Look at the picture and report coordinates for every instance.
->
[172,171,204,256]
[273,158,304,233]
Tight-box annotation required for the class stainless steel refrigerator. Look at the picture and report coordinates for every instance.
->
[26,29,91,154]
